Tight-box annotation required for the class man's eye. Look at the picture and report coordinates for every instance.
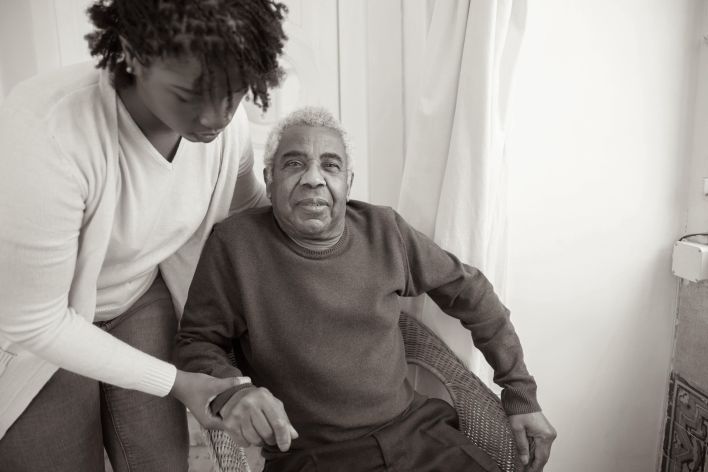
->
[284,161,302,167]
[324,162,341,170]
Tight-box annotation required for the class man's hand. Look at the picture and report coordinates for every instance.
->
[171,370,251,430]
[508,411,556,472]
[219,386,299,452]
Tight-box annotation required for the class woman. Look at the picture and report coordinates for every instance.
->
[0,1,287,470]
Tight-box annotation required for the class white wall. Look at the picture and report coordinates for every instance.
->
[0,1,37,102]
[685,3,708,233]
[0,0,94,102]
[504,2,699,471]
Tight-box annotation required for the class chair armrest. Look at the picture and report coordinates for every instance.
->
[201,348,251,472]
[201,428,251,472]
[399,313,523,472]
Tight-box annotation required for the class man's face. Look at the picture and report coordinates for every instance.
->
[133,55,248,143]
[267,125,352,243]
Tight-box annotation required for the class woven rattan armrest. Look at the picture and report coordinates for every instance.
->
[202,428,251,472]
[202,313,522,472]
[398,313,523,472]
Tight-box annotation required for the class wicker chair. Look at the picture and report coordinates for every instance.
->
[202,313,523,472]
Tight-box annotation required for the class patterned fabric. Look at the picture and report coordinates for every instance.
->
[662,374,708,472]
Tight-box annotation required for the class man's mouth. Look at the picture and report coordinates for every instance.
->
[297,198,329,210]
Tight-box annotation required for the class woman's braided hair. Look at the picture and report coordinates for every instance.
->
[85,0,287,110]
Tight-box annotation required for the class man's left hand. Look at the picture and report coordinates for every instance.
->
[508,411,556,471]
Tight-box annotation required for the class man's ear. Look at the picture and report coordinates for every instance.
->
[346,172,354,201]
[263,168,272,200]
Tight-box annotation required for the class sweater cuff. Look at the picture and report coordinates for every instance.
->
[501,386,542,416]
[136,361,177,397]
[210,383,256,416]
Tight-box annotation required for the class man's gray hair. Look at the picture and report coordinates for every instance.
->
[263,106,353,182]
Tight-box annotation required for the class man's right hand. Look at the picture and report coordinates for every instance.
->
[220,386,299,452]
[171,370,250,430]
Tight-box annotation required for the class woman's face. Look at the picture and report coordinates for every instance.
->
[130,54,248,143]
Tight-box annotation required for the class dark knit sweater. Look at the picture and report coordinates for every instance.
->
[175,201,539,449]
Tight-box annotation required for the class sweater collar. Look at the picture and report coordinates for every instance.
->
[272,213,350,259]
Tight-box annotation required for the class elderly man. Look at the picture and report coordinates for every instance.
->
[175,107,555,472]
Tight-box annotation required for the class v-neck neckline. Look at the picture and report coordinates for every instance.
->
[116,94,185,169]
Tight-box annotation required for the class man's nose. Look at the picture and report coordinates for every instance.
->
[300,163,325,187]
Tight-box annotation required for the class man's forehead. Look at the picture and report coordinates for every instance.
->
[278,125,345,149]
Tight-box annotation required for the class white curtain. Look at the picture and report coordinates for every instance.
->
[0,0,93,102]
[398,0,527,387]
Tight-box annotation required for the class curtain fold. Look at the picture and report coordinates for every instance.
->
[398,0,527,386]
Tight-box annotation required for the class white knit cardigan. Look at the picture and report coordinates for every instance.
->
[0,63,247,437]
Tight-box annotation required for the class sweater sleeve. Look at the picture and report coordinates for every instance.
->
[393,211,540,415]
[0,105,175,397]
[174,228,246,381]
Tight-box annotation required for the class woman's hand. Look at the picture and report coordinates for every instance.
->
[170,370,250,430]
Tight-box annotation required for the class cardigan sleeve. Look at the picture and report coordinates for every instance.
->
[393,210,541,415]
[0,104,175,397]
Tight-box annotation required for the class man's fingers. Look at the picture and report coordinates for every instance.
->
[225,427,248,447]
[240,421,264,447]
[218,387,296,451]
[527,437,552,472]
[251,410,276,446]
[512,426,530,465]
[262,403,295,451]
[271,416,293,452]
[508,411,556,471]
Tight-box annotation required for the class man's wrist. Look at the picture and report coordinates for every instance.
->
[501,385,541,416]
[210,382,256,416]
